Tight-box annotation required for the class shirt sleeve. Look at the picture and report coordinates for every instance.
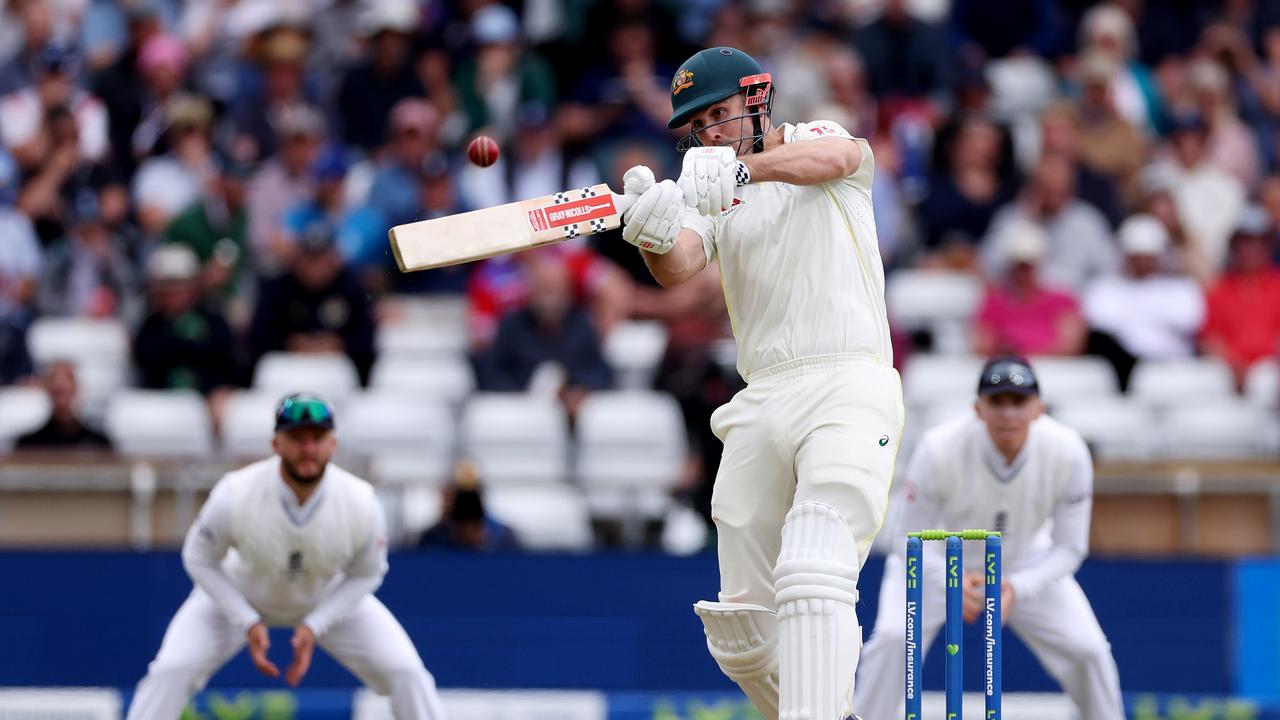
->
[1006,433,1093,601]
[302,495,389,636]
[181,478,262,633]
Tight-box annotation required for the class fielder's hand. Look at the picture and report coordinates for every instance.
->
[622,169,684,254]
[247,622,280,678]
[679,146,745,216]
[285,624,316,687]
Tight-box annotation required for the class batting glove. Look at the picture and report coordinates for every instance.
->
[678,146,748,217]
[622,177,684,254]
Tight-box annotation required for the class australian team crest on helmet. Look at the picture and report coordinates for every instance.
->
[672,68,694,96]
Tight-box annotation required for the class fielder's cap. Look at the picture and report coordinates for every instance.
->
[275,393,336,432]
[147,244,200,282]
[978,357,1040,397]
[1118,214,1169,256]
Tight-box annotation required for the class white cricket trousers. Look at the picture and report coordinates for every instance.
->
[853,553,1124,720]
[710,354,904,608]
[126,589,447,720]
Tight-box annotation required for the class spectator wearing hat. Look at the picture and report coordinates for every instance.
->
[0,0,55,95]
[245,104,325,274]
[417,461,521,552]
[232,26,319,161]
[983,153,1119,293]
[107,33,192,170]
[1077,3,1161,134]
[16,360,112,451]
[131,94,215,237]
[455,4,555,140]
[974,220,1086,358]
[249,220,376,384]
[478,249,614,420]
[133,244,238,407]
[165,152,253,307]
[1202,215,1280,384]
[1083,214,1205,389]
[389,151,471,295]
[285,145,387,291]
[0,43,108,167]
[336,0,425,151]
[367,98,441,227]
[37,191,139,321]
[1144,111,1245,271]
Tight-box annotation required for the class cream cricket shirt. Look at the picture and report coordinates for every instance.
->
[695,120,893,380]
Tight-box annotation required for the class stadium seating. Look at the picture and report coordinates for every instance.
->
[1028,355,1120,409]
[0,386,51,452]
[26,317,130,371]
[343,392,454,486]
[369,354,475,407]
[575,391,686,521]
[252,352,360,404]
[460,393,569,485]
[603,321,669,391]
[219,391,279,458]
[1245,359,1279,410]
[1158,402,1280,460]
[104,390,214,458]
[1051,398,1157,461]
[1129,358,1236,413]
[485,484,594,551]
[886,271,983,355]
[375,319,468,359]
[902,354,985,410]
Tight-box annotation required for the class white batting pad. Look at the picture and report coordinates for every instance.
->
[693,601,781,720]
[774,502,861,720]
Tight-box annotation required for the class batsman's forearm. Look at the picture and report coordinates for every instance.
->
[742,137,861,186]
[642,228,707,287]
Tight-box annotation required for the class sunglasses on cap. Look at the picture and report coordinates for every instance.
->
[275,395,335,431]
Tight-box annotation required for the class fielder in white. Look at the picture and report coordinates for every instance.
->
[853,357,1123,719]
[127,394,446,720]
[620,46,903,720]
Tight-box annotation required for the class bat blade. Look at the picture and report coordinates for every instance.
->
[389,183,626,272]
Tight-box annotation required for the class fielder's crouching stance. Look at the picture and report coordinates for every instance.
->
[127,395,446,720]
[853,358,1124,719]
[621,46,904,720]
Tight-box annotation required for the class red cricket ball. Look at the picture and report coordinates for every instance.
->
[467,135,500,167]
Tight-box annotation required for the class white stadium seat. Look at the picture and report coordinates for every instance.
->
[902,354,984,410]
[576,391,687,520]
[603,321,669,391]
[0,386,51,451]
[369,355,475,406]
[27,317,129,369]
[253,352,360,404]
[1129,358,1236,412]
[1157,402,1279,460]
[485,485,593,551]
[1051,399,1156,461]
[1028,355,1119,408]
[219,391,279,457]
[886,271,983,355]
[105,390,213,457]
[1245,358,1278,410]
[375,320,468,359]
[461,394,569,485]
[343,392,454,486]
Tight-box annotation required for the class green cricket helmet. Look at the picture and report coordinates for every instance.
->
[668,47,774,154]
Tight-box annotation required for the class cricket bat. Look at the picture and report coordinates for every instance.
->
[388,167,653,272]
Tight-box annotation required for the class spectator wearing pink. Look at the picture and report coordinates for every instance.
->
[127,34,191,161]
[974,221,1085,358]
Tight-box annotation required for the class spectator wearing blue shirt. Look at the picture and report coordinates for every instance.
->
[366,98,440,227]
[285,145,386,291]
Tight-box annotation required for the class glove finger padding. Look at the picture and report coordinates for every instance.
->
[622,179,683,254]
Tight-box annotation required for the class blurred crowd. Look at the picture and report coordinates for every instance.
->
[4,0,1280,528]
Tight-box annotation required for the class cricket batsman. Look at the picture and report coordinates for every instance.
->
[619,46,904,719]
[126,395,447,719]
[853,357,1123,719]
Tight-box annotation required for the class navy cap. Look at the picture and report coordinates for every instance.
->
[275,394,335,432]
[977,357,1039,397]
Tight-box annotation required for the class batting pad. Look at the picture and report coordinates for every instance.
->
[774,502,861,720]
[693,601,781,720]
